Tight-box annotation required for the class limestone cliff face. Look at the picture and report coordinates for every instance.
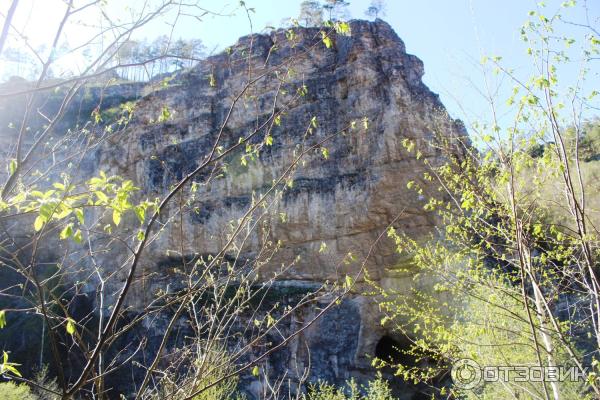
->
[0,19,466,397]
[94,19,464,297]
[84,19,464,395]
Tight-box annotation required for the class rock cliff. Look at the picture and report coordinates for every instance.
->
[96,19,463,396]
[96,18,464,291]
[0,19,466,398]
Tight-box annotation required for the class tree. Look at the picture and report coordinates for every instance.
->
[152,35,171,76]
[117,40,139,80]
[375,2,600,399]
[323,0,350,21]
[365,0,386,19]
[187,38,205,68]
[171,38,188,70]
[299,1,324,27]
[0,47,32,79]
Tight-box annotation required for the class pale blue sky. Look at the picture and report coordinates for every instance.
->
[3,0,599,128]
[136,0,600,127]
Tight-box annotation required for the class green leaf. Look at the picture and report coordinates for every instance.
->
[251,365,260,377]
[54,206,72,220]
[39,203,54,220]
[0,310,6,329]
[34,216,45,232]
[95,191,109,204]
[265,135,273,146]
[137,230,145,241]
[321,147,329,159]
[1,352,21,377]
[321,31,333,48]
[60,224,74,240]
[113,210,122,226]
[335,21,351,36]
[134,206,145,224]
[345,275,354,289]
[75,208,85,225]
[8,159,16,175]
[73,229,83,244]
[362,116,369,130]
[299,84,308,96]
[3,364,22,377]
[319,242,327,253]
[66,318,76,335]
[158,106,172,122]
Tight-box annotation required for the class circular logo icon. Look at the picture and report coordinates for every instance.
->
[451,358,482,390]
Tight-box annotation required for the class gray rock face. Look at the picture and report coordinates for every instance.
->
[97,18,464,289]
[0,19,465,397]
[90,19,463,395]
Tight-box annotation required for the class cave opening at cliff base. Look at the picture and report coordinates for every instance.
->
[375,335,440,400]
[375,335,416,366]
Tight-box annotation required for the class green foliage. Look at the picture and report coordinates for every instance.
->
[100,100,136,126]
[0,382,36,400]
[304,376,397,400]
[373,3,600,399]
[208,73,216,87]
[157,105,172,122]
[3,170,153,242]
[0,351,21,377]
[30,366,60,400]
[153,344,239,400]
[580,119,600,161]
[321,31,333,49]
[66,318,76,335]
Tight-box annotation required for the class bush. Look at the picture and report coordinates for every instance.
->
[580,119,600,161]
[304,376,397,400]
[0,381,36,400]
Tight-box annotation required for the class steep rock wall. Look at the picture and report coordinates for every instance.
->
[89,19,465,396]
[0,19,466,398]
[95,18,464,296]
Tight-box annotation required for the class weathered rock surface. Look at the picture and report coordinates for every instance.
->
[0,19,465,398]
[91,19,463,396]
[96,18,463,290]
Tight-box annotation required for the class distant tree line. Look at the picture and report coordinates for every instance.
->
[298,0,386,27]
[0,1,389,83]
[114,36,205,81]
[0,36,204,83]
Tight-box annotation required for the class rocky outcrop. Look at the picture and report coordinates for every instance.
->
[0,19,465,398]
[97,19,463,286]
[87,19,464,396]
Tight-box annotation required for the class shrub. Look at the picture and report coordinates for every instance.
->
[304,376,397,400]
[0,381,36,400]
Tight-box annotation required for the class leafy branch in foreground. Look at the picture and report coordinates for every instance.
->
[371,2,600,400]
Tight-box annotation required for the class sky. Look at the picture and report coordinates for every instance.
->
[2,0,600,129]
